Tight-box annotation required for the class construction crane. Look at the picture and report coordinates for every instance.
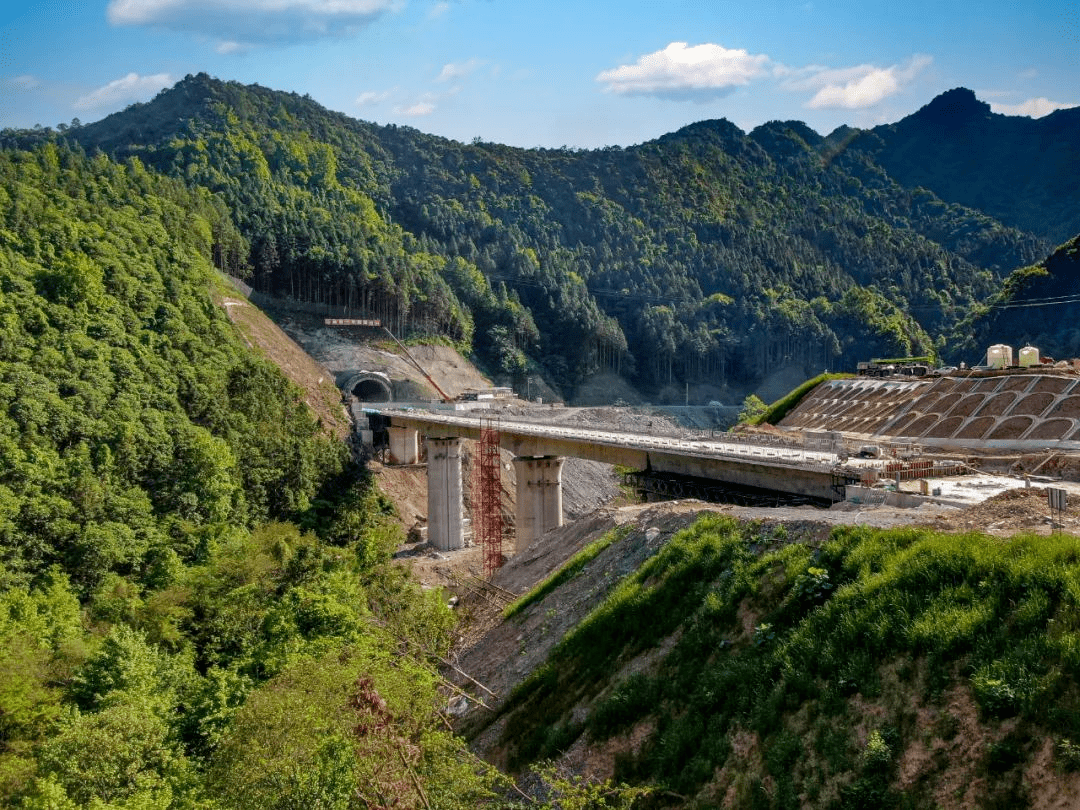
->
[382,327,454,402]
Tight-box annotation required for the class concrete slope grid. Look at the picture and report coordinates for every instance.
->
[780,373,1080,449]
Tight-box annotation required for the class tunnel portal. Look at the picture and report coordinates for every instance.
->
[338,371,393,403]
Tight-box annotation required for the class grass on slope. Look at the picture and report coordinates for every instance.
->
[503,526,631,620]
[745,372,854,426]
[492,516,1080,807]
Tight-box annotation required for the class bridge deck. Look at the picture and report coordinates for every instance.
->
[377,409,844,501]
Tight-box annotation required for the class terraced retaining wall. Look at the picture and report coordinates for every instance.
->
[781,372,1080,449]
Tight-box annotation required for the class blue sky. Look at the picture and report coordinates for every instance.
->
[1,0,1077,148]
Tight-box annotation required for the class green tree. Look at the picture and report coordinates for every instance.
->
[737,393,768,423]
[34,701,191,807]
[208,646,497,810]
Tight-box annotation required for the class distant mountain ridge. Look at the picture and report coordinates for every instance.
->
[8,75,1067,396]
[855,87,1080,243]
[960,235,1080,360]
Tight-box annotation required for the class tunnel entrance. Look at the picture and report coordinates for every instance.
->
[353,378,392,402]
[338,371,394,403]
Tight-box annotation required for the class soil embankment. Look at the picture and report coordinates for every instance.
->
[217,288,351,438]
[448,494,1080,806]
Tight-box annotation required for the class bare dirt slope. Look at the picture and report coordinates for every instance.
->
[264,306,492,399]
[216,288,350,439]
[921,484,1080,535]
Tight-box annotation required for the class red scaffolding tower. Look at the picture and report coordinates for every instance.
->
[474,416,504,578]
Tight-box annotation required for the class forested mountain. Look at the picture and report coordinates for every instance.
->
[957,234,1080,360]
[854,88,1080,245]
[5,74,1052,400]
[0,142,506,808]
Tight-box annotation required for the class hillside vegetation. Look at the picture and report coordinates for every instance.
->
[0,142,518,809]
[955,234,1080,360]
[856,88,1080,245]
[478,512,1080,808]
[6,75,1053,399]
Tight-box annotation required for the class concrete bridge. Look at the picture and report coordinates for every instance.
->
[372,408,844,552]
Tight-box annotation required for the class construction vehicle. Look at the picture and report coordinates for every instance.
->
[856,356,932,378]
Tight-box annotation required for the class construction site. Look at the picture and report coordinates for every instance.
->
[215,289,1080,806]
[241,290,1080,587]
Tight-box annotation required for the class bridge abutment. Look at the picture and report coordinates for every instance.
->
[389,425,420,464]
[513,455,564,549]
[426,437,464,551]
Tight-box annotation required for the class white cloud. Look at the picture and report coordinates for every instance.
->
[216,40,249,54]
[428,1,450,19]
[1019,67,1038,80]
[804,67,901,109]
[355,89,392,107]
[107,0,397,46]
[11,75,41,90]
[800,54,931,109]
[396,100,435,116]
[437,58,483,83]
[596,42,771,100]
[992,97,1077,117]
[597,43,930,111]
[73,72,172,111]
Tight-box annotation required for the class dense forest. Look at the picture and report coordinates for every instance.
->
[0,142,557,809]
[4,77,1080,809]
[4,74,1058,400]
[852,88,1080,245]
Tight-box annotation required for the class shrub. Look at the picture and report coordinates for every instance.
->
[971,662,1036,718]
[862,729,892,771]
[1056,738,1080,771]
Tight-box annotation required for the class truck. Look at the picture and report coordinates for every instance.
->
[856,356,932,378]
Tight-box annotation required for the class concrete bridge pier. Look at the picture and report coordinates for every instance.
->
[389,425,420,464]
[426,437,464,551]
[513,455,565,549]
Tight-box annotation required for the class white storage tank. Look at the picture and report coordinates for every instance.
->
[1019,345,1040,367]
[987,344,1013,369]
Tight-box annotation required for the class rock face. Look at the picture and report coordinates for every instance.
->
[561,457,622,520]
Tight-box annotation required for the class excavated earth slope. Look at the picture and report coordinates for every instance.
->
[450,499,959,756]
